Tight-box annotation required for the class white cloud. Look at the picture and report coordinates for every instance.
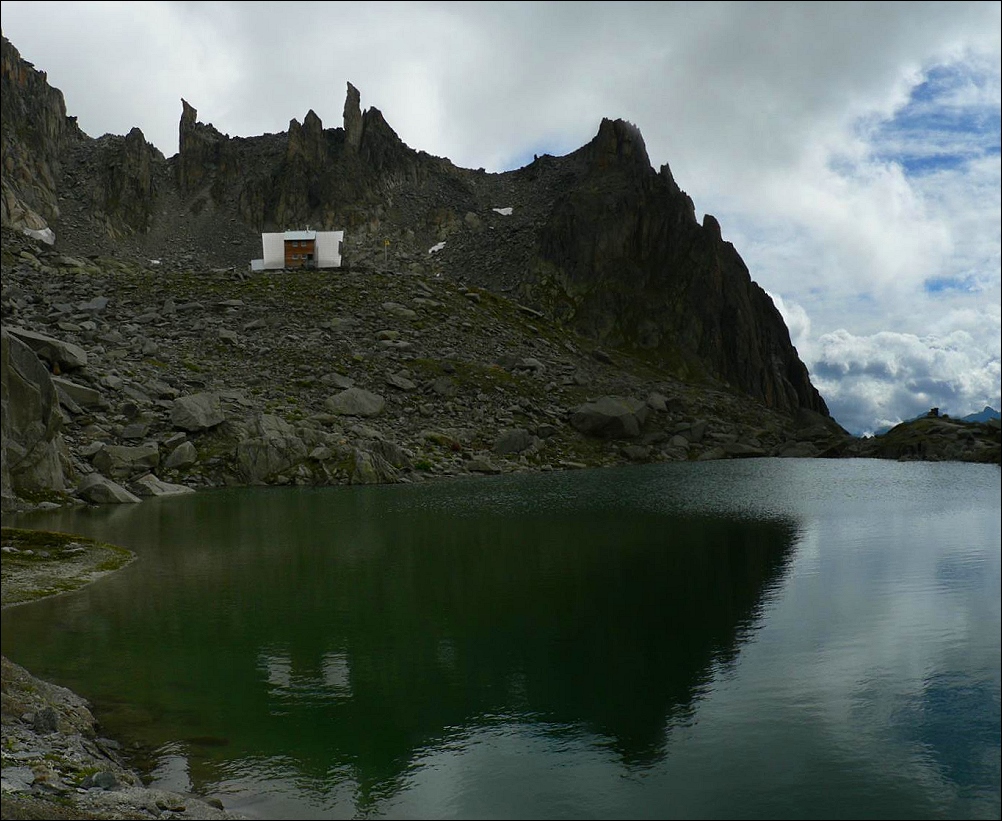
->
[811,322,1001,434]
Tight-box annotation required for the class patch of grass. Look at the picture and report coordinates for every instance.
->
[2,528,135,607]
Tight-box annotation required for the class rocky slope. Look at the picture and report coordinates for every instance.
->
[1,227,850,512]
[2,31,826,421]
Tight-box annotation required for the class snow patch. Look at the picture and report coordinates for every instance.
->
[492,207,513,216]
[21,226,55,245]
[428,241,446,254]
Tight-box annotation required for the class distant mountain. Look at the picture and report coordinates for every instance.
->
[962,406,1001,424]
[873,406,1000,436]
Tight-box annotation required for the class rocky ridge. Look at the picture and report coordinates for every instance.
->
[3,31,825,419]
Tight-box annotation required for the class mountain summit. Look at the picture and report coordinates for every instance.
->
[1,32,825,418]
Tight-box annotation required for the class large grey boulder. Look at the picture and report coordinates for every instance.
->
[364,439,413,469]
[92,443,160,480]
[493,428,535,455]
[570,396,650,439]
[775,440,819,458]
[324,387,385,417]
[723,442,767,458]
[234,414,308,484]
[76,473,141,504]
[164,440,198,469]
[6,328,88,371]
[170,393,225,431]
[130,474,195,497]
[344,447,398,484]
[52,376,107,409]
[1,328,69,508]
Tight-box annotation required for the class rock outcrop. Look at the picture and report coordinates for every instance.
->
[0,34,84,236]
[1,327,71,509]
[850,414,1000,463]
[177,98,228,197]
[69,127,164,237]
[343,81,363,152]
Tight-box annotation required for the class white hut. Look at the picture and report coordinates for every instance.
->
[251,229,344,271]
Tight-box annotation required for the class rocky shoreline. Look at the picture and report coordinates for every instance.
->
[1,529,244,820]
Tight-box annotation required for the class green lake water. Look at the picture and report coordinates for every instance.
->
[2,458,999,819]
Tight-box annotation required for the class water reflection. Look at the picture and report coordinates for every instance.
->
[4,460,998,819]
[2,468,797,812]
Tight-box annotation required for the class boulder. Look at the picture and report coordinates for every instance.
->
[365,439,413,469]
[92,443,160,480]
[775,440,819,458]
[697,447,727,461]
[688,420,708,444]
[466,457,501,474]
[7,327,88,371]
[346,447,398,485]
[77,296,110,313]
[130,474,196,497]
[646,392,668,412]
[170,393,224,431]
[76,473,141,504]
[723,442,767,458]
[164,440,198,469]
[386,373,417,391]
[493,428,535,455]
[570,396,650,439]
[431,377,456,397]
[325,387,385,417]
[52,376,107,409]
[621,444,650,462]
[234,414,309,484]
[321,372,354,389]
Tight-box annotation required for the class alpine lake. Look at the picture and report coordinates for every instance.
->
[3,458,999,820]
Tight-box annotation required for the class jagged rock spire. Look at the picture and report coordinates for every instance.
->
[344,82,362,152]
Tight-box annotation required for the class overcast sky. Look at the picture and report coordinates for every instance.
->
[2,1,999,433]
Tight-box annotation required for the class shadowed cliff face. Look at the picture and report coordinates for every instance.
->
[0,32,829,418]
[532,119,828,415]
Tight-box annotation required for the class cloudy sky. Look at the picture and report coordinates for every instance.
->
[2,1,999,433]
